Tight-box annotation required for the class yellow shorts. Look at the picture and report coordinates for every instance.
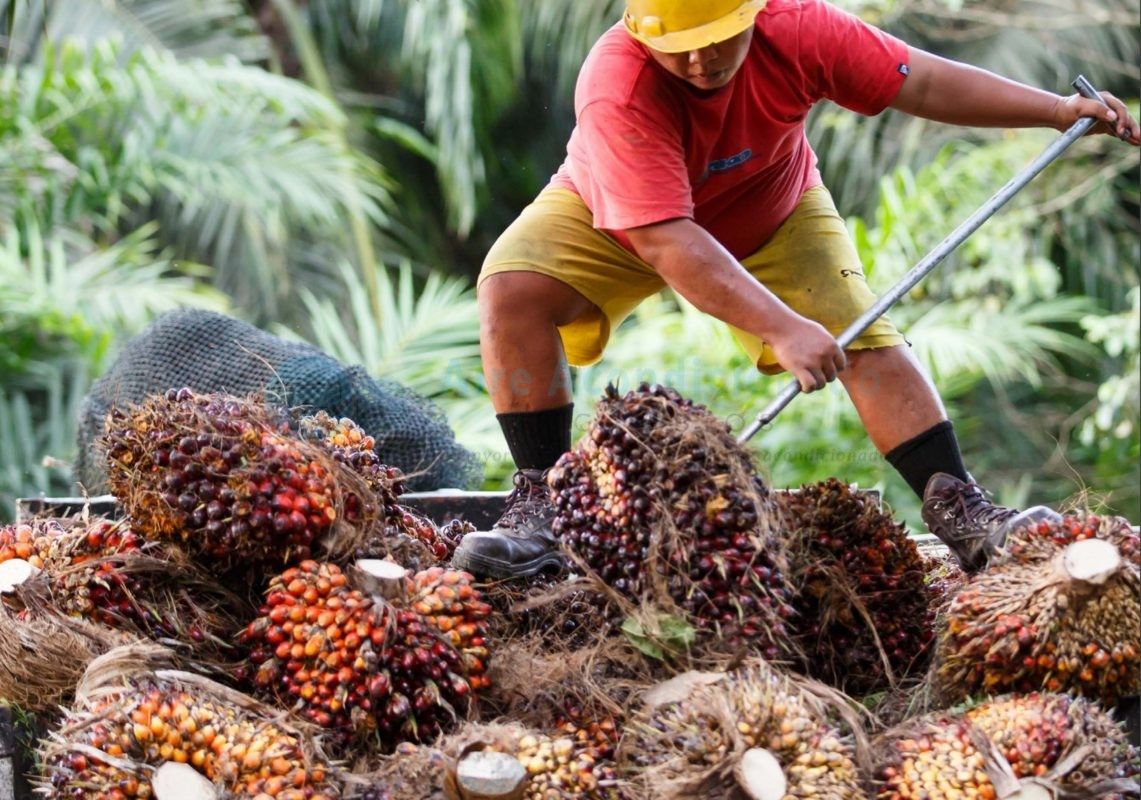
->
[478,185,904,373]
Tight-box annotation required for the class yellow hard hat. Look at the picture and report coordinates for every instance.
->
[623,0,767,53]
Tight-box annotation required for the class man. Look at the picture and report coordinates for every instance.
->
[451,0,1140,580]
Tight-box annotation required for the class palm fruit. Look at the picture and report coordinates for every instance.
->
[438,721,620,800]
[624,660,862,800]
[406,565,493,690]
[873,692,1141,800]
[239,559,488,747]
[500,727,620,799]
[777,479,938,694]
[0,518,61,570]
[549,384,794,658]
[102,388,340,565]
[1,517,240,652]
[935,512,1140,706]
[40,672,338,798]
[296,412,455,566]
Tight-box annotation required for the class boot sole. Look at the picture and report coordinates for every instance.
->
[449,548,567,580]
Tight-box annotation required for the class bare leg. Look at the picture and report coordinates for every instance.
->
[838,345,948,453]
[479,271,598,413]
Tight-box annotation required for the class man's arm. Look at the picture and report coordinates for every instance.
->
[891,48,1140,145]
[625,217,847,393]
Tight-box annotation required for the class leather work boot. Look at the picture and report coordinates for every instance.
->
[450,468,566,579]
[921,472,1061,573]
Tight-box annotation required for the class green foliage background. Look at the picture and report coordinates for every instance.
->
[0,0,1137,531]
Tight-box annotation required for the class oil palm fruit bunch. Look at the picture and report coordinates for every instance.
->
[549,383,794,659]
[623,661,863,800]
[239,559,488,748]
[442,721,621,800]
[0,518,62,596]
[935,512,1140,706]
[0,518,232,648]
[296,413,454,565]
[872,692,1140,800]
[0,518,63,570]
[102,388,340,566]
[777,479,937,694]
[40,650,339,799]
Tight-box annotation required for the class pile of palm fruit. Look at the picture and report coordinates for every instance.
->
[0,517,238,711]
[296,412,460,567]
[0,517,236,643]
[103,388,342,565]
[1,383,1138,800]
[622,660,863,799]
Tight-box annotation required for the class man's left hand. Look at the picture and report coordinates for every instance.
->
[1053,91,1140,145]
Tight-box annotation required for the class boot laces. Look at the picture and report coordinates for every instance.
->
[938,482,1016,541]
[495,470,553,533]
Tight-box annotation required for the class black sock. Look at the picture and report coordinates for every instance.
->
[885,420,970,498]
[497,404,574,472]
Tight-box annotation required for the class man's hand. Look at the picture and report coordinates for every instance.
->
[767,316,847,393]
[1051,92,1140,145]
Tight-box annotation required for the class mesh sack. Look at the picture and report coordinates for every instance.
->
[75,308,481,493]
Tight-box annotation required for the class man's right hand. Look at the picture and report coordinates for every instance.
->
[768,316,847,392]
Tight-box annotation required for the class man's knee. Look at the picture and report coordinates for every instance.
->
[479,271,595,327]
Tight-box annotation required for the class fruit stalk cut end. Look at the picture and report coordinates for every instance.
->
[735,748,787,800]
[1061,538,1122,585]
[152,761,218,800]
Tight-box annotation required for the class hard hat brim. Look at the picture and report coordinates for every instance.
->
[625,0,767,53]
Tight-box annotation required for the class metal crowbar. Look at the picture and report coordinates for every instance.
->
[737,75,1111,444]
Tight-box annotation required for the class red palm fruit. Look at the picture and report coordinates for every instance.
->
[101,389,338,566]
[40,678,340,799]
[297,412,456,565]
[0,519,61,570]
[406,566,493,691]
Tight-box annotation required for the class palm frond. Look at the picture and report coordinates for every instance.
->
[905,296,1099,396]
[2,40,394,321]
[812,0,1140,219]
[0,0,268,64]
[289,261,482,398]
[0,220,228,359]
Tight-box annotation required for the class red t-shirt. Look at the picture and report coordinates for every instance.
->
[549,0,910,259]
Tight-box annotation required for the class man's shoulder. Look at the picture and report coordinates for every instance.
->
[755,0,840,34]
[576,23,660,111]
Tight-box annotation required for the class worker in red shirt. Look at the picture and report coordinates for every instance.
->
[451,0,1140,580]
